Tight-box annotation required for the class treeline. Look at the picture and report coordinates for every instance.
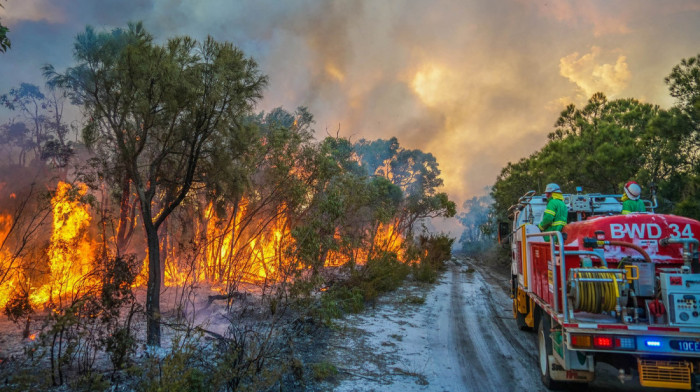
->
[491,54,700,222]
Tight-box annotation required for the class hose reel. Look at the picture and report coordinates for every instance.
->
[568,268,628,313]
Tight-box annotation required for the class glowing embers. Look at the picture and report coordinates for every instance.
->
[29,182,97,307]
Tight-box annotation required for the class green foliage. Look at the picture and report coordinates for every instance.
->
[355,137,456,235]
[310,361,338,381]
[412,234,454,283]
[71,372,110,392]
[0,23,9,52]
[318,286,365,322]
[316,252,411,323]
[136,335,212,392]
[9,255,141,388]
[492,54,700,221]
[361,252,411,296]
[412,261,438,284]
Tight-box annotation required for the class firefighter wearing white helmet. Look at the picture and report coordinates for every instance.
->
[538,183,567,241]
[621,181,646,215]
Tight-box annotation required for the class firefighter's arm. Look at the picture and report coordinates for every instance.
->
[538,204,556,231]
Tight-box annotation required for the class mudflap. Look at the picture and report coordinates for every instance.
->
[549,355,595,383]
[514,287,535,328]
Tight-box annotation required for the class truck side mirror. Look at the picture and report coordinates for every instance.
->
[498,222,511,245]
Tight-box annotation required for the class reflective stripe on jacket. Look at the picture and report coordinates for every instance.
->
[538,193,567,233]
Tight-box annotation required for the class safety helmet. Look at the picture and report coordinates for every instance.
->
[545,183,561,193]
[624,181,642,200]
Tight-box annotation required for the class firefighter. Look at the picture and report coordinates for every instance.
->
[538,183,567,241]
[621,181,646,214]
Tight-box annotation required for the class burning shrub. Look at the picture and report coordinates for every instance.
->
[3,288,32,323]
[411,234,454,283]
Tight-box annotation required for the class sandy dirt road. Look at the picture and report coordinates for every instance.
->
[330,258,673,391]
[330,259,543,391]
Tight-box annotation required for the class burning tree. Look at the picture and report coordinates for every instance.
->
[44,22,267,346]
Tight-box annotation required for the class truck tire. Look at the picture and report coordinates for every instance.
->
[538,314,566,390]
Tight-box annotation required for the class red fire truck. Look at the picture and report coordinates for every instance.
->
[503,189,700,390]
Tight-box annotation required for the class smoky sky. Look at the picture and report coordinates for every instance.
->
[1,0,699,215]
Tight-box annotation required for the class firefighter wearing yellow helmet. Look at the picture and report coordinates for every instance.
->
[621,181,646,215]
[538,183,567,241]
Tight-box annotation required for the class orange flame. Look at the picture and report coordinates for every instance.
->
[29,182,97,307]
[0,214,17,309]
[325,220,405,267]
[159,199,296,287]
[2,179,408,311]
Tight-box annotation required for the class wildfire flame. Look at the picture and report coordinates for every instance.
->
[162,199,294,287]
[2,180,408,311]
[29,182,97,307]
[326,220,404,267]
[0,214,16,309]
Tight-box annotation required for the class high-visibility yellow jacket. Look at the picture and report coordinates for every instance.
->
[538,193,567,240]
[621,194,646,214]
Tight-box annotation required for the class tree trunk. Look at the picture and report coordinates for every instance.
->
[115,176,132,254]
[145,221,161,347]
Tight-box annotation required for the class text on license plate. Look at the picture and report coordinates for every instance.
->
[671,340,700,352]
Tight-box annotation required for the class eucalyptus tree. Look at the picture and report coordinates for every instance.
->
[658,54,700,217]
[44,22,267,346]
[491,93,658,218]
[0,83,74,168]
[355,138,455,237]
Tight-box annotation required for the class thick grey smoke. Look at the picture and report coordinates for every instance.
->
[1,0,699,216]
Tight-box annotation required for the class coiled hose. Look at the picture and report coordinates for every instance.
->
[573,270,620,313]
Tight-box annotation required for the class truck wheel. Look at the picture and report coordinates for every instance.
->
[538,314,566,390]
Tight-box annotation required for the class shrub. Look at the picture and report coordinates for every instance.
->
[136,334,213,392]
[317,286,364,323]
[316,251,410,322]
[311,361,338,381]
[412,234,454,283]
